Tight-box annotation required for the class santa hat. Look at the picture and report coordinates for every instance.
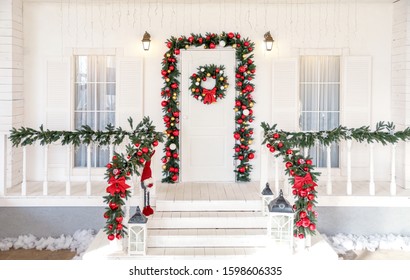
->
[141,150,155,188]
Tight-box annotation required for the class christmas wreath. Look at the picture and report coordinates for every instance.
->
[189,64,229,104]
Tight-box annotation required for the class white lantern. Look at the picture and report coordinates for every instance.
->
[267,189,294,254]
[261,183,274,216]
[128,206,148,256]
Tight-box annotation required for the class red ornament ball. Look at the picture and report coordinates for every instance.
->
[117,223,123,230]
[302,218,311,228]
[104,212,109,219]
[152,140,159,147]
[277,142,284,148]
[173,111,180,117]
[306,159,313,165]
[308,194,315,201]
[309,224,316,231]
[174,49,180,55]
[107,234,115,241]
[142,147,149,153]
[269,147,276,153]
[172,175,178,181]
[273,133,280,139]
[298,233,305,239]
[234,133,240,140]
[235,147,241,153]
[106,163,112,169]
[115,216,123,223]
[161,100,168,107]
[286,149,293,155]
[109,202,118,210]
[285,162,293,168]
[299,211,307,218]
[248,153,255,160]
[238,167,246,173]
[116,233,122,240]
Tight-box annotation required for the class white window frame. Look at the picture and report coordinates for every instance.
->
[70,48,121,180]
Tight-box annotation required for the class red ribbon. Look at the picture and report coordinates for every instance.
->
[106,176,131,196]
[203,87,217,104]
[293,173,317,190]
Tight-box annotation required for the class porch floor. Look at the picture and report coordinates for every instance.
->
[1,180,410,207]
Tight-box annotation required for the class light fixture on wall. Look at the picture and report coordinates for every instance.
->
[142,31,151,51]
[264,31,274,51]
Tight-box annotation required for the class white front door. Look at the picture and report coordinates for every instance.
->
[181,49,236,182]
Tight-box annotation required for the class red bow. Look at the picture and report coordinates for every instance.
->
[106,176,131,196]
[293,173,317,190]
[203,88,217,104]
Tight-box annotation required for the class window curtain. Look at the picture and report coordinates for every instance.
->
[74,56,116,167]
[300,56,340,167]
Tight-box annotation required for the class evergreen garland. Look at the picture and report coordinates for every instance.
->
[10,117,165,240]
[161,32,256,183]
[261,121,410,239]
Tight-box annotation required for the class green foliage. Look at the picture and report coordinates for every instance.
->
[261,121,410,239]
[9,117,164,148]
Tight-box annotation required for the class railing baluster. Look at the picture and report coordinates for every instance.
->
[0,134,6,196]
[259,135,268,193]
[86,145,92,196]
[109,144,114,161]
[274,156,280,195]
[326,144,332,195]
[390,144,397,196]
[346,140,352,195]
[22,146,27,196]
[66,145,71,196]
[43,145,48,196]
[369,143,375,195]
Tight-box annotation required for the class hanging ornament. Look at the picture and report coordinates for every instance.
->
[169,143,177,150]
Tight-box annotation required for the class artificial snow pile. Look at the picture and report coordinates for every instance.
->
[324,233,410,255]
[0,229,95,259]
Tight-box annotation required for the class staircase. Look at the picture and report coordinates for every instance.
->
[146,198,268,258]
[82,182,338,260]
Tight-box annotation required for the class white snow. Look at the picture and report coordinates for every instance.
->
[0,229,95,259]
[324,233,410,254]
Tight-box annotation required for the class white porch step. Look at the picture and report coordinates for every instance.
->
[148,211,268,229]
[147,229,267,248]
[156,199,262,212]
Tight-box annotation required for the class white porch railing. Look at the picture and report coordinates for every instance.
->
[259,135,399,197]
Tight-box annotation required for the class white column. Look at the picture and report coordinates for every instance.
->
[274,157,280,195]
[86,145,92,195]
[346,140,352,195]
[390,144,397,196]
[0,134,6,196]
[21,146,27,196]
[369,143,375,195]
[326,145,332,195]
[66,145,71,196]
[43,145,48,196]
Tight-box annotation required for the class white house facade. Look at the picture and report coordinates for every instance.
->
[1,0,410,258]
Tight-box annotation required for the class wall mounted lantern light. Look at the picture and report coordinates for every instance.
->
[264,31,274,51]
[142,31,151,51]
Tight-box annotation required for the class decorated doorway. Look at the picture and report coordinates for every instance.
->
[180,50,236,181]
[160,32,256,183]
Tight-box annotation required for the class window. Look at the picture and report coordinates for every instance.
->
[74,55,116,167]
[299,56,340,167]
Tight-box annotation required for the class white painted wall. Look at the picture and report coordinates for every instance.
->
[22,1,393,184]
